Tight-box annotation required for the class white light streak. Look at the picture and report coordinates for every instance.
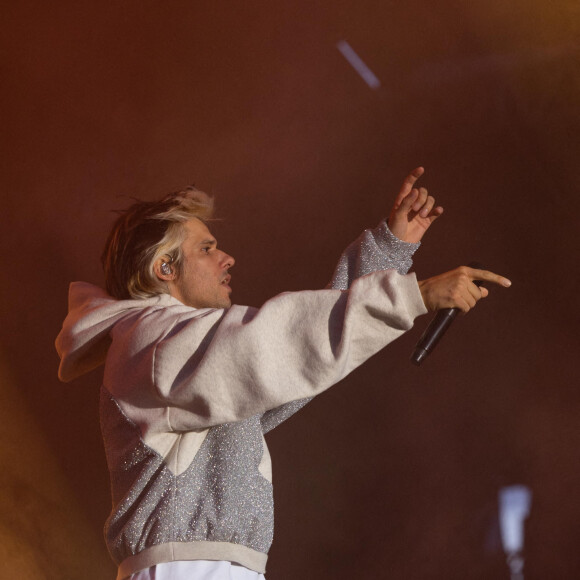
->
[336,40,381,90]
[499,485,532,554]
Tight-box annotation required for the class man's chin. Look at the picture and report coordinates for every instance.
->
[218,294,232,309]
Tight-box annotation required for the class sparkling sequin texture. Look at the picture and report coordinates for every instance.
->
[101,390,273,561]
[98,220,419,570]
[331,221,419,290]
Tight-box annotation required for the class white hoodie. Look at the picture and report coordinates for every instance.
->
[55,222,426,578]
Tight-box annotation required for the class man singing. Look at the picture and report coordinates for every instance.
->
[56,168,510,579]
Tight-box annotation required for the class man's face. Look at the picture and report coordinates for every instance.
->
[168,218,235,309]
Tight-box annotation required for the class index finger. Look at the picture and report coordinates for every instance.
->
[467,267,512,288]
[394,166,424,206]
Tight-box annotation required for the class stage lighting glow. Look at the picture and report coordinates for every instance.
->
[336,40,381,89]
[498,485,532,555]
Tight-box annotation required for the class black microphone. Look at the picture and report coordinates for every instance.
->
[411,263,484,366]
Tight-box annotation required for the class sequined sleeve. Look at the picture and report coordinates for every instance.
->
[261,398,312,434]
[260,220,420,434]
[328,220,420,291]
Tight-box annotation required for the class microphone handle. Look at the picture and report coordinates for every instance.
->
[411,308,459,366]
[411,262,485,366]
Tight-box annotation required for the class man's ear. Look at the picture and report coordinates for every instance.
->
[153,258,176,281]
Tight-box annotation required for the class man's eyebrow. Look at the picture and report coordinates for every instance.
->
[199,238,217,246]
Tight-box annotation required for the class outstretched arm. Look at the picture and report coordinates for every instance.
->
[263,168,443,432]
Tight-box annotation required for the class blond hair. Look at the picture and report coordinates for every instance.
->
[101,187,214,299]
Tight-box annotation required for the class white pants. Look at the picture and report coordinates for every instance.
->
[129,560,266,580]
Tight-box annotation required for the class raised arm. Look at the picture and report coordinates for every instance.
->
[262,168,442,432]
[329,167,443,290]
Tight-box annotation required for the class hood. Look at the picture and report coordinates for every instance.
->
[55,281,178,382]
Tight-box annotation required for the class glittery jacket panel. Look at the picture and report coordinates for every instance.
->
[55,222,423,579]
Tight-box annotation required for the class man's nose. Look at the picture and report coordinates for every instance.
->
[222,252,235,269]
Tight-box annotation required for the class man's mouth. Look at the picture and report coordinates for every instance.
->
[221,275,232,288]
